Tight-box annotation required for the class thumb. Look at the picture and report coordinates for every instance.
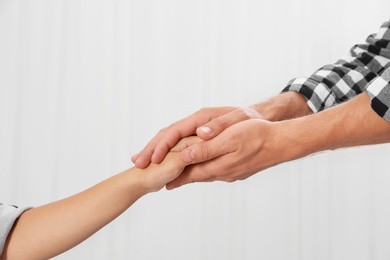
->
[196,107,260,140]
[180,137,228,164]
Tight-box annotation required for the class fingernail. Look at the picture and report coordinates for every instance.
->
[131,153,140,162]
[135,156,143,166]
[182,149,194,163]
[199,126,212,135]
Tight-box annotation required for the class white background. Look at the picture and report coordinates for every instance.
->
[1,1,390,259]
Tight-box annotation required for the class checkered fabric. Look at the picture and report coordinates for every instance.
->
[283,19,390,123]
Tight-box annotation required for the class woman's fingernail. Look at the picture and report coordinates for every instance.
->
[182,149,194,163]
[199,126,212,135]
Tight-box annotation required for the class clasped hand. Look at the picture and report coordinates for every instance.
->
[132,106,287,189]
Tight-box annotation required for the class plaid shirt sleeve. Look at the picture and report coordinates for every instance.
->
[282,19,390,123]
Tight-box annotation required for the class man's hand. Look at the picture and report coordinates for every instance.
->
[132,92,311,169]
[131,106,263,168]
[166,119,289,189]
[141,136,202,192]
[166,93,390,189]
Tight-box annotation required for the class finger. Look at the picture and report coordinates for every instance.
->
[170,136,203,152]
[166,155,232,190]
[196,107,262,140]
[165,164,215,190]
[131,152,140,164]
[134,131,192,168]
[150,107,237,163]
[134,107,235,167]
[133,125,195,168]
[150,123,198,164]
[133,149,155,168]
[133,112,208,167]
[180,133,232,165]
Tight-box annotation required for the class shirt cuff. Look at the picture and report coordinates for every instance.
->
[282,77,337,113]
[366,67,390,123]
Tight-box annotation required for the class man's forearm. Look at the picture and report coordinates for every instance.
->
[251,91,313,121]
[274,93,390,162]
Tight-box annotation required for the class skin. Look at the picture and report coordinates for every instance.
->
[131,91,311,168]
[132,92,390,190]
[1,137,200,260]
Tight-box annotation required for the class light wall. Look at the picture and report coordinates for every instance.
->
[1,1,390,259]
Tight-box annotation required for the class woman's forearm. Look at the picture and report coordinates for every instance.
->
[1,149,189,260]
[1,168,147,260]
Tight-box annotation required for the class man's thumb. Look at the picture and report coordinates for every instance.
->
[181,140,223,164]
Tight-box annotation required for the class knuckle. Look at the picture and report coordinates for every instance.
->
[237,175,248,181]
[167,122,177,131]
[236,107,252,120]
[242,107,261,119]
[212,117,229,128]
[159,141,170,152]
[228,131,241,147]
[165,123,184,139]
[220,174,237,183]
[199,144,210,161]
[225,177,237,183]
[168,121,183,131]
[157,127,168,134]
[198,107,211,114]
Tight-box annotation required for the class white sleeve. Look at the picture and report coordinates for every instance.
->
[0,203,32,255]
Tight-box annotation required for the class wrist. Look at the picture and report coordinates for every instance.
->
[269,120,312,164]
[123,168,151,197]
[251,91,312,121]
[270,106,333,163]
